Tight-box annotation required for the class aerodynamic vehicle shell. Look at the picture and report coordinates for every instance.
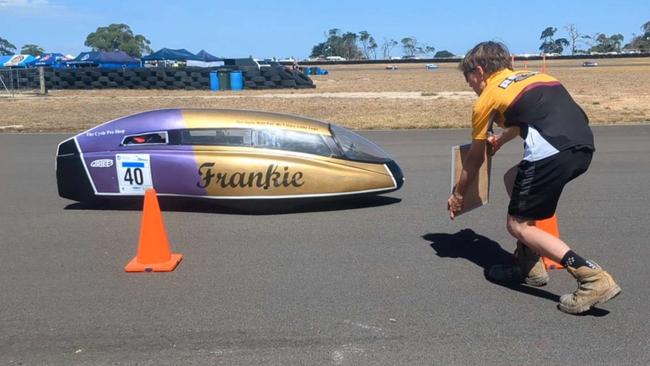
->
[56,109,404,202]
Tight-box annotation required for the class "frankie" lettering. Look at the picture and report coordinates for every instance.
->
[197,162,304,189]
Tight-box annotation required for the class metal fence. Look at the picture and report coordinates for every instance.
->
[0,67,46,97]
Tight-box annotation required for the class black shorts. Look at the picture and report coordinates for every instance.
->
[508,147,593,220]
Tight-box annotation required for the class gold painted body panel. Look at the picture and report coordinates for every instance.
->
[181,109,331,136]
[193,147,395,197]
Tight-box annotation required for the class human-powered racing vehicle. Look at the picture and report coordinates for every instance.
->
[56,109,404,203]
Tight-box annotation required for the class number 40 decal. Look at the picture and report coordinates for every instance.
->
[116,154,153,194]
[123,166,144,185]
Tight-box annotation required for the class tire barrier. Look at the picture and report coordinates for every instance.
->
[42,66,314,90]
[0,68,42,90]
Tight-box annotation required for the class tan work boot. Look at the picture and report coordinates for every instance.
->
[558,266,622,314]
[487,242,549,286]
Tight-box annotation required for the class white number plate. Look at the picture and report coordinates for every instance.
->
[116,154,153,194]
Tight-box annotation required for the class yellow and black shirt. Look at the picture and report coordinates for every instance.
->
[472,68,594,162]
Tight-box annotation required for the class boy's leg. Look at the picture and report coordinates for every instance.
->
[486,166,549,286]
[507,215,621,313]
[505,149,621,313]
[506,216,569,263]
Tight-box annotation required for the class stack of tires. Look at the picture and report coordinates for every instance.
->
[42,66,314,90]
[243,66,314,89]
[45,68,214,90]
[3,70,41,89]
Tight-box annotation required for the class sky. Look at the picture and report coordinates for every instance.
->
[1,0,648,59]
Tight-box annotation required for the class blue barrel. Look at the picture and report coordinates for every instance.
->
[229,71,244,91]
[209,71,219,91]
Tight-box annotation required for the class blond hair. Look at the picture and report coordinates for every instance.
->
[460,41,512,80]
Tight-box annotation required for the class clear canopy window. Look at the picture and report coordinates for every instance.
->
[180,128,253,146]
[330,124,391,163]
[254,129,331,157]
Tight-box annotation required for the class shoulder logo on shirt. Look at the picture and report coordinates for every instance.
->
[498,72,539,89]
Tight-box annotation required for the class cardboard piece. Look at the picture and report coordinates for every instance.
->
[450,143,491,216]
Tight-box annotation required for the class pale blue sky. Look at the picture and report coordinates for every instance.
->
[1,0,648,58]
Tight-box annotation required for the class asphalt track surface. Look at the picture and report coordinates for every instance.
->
[1,126,649,365]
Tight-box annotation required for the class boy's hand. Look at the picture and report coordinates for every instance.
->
[447,192,464,220]
[487,134,501,156]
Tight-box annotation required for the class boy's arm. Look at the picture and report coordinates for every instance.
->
[448,139,487,219]
[488,126,520,155]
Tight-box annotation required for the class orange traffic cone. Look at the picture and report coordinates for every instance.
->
[536,214,564,270]
[125,188,183,272]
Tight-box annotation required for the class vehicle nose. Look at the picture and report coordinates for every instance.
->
[386,160,405,190]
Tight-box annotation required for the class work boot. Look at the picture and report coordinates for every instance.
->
[558,266,622,314]
[487,242,549,286]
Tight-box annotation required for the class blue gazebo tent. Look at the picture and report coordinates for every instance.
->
[187,49,224,67]
[33,53,71,68]
[141,48,200,61]
[196,50,221,62]
[66,51,140,69]
[0,54,37,68]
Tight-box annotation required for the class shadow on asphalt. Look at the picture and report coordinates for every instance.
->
[423,228,611,317]
[63,195,402,215]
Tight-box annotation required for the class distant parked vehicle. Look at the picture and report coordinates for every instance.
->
[582,61,598,67]
[325,56,346,61]
[425,64,439,70]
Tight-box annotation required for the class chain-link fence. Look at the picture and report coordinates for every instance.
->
[0,67,46,97]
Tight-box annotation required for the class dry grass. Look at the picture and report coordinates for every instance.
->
[2,57,649,132]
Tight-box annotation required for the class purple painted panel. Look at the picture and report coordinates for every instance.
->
[150,151,206,196]
[82,149,206,196]
[83,152,119,193]
[76,109,184,153]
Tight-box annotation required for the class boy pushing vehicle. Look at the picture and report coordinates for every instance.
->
[447,41,621,314]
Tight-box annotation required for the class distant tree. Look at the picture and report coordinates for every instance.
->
[587,33,625,53]
[381,38,398,59]
[340,32,361,59]
[21,44,44,56]
[0,36,16,55]
[358,31,378,59]
[564,24,585,55]
[310,42,327,58]
[624,21,650,52]
[434,50,455,58]
[539,26,569,54]
[368,37,378,59]
[309,28,363,59]
[399,37,435,57]
[418,45,436,57]
[84,23,152,58]
[401,37,418,57]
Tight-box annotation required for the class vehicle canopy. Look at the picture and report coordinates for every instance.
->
[75,109,392,163]
[77,109,331,152]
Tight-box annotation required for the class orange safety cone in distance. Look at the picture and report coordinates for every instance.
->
[536,214,564,270]
[125,188,183,272]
